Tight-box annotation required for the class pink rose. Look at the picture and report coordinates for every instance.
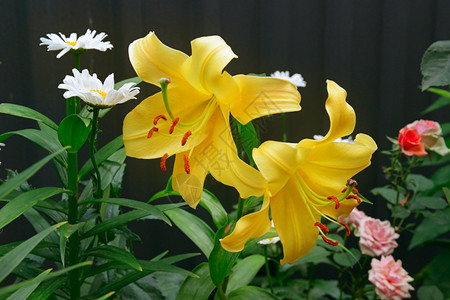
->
[407,120,450,156]
[369,256,414,300]
[398,127,427,157]
[339,207,368,227]
[358,217,399,256]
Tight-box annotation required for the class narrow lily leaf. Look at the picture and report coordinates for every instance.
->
[59,223,85,266]
[78,135,124,180]
[226,255,265,293]
[79,198,170,225]
[83,245,142,271]
[91,260,194,297]
[149,176,179,202]
[5,269,51,300]
[198,189,229,229]
[422,96,450,114]
[115,76,142,89]
[0,222,66,283]
[28,277,66,300]
[81,210,157,239]
[0,261,91,297]
[425,87,450,98]
[228,286,278,300]
[94,292,116,300]
[176,263,215,300]
[0,148,66,199]
[165,208,215,258]
[0,103,58,130]
[209,225,240,287]
[58,114,91,153]
[0,129,66,166]
[0,187,65,230]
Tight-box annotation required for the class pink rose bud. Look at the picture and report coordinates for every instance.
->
[399,120,450,156]
[369,256,414,300]
[358,217,399,257]
[398,127,427,157]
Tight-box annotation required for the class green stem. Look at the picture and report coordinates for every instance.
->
[281,113,287,142]
[217,283,228,300]
[264,246,274,293]
[236,197,245,220]
[74,54,81,113]
[89,108,102,198]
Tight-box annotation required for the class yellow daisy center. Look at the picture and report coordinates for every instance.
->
[91,89,107,99]
[66,41,77,46]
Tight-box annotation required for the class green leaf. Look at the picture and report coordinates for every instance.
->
[409,207,450,249]
[308,279,340,299]
[79,198,170,225]
[414,196,448,210]
[423,250,450,297]
[115,76,142,89]
[149,176,180,202]
[333,248,361,267]
[0,222,66,283]
[391,205,411,218]
[406,174,435,192]
[0,187,65,230]
[422,95,450,114]
[0,261,91,297]
[80,210,158,239]
[28,277,66,300]
[421,40,450,90]
[232,118,260,166]
[165,208,215,258]
[0,148,66,199]
[176,263,215,300]
[228,286,278,300]
[209,225,240,287]
[0,129,66,166]
[432,164,450,187]
[0,103,58,130]
[441,122,450,135]
[83,245,142,271]
[198,189,229,228]
[292,245,332,266]
[58,114,91,153]
[5,269,51,300]
[371,186,404,204]
[444,187,450,205]
[418,286,444,300]
[78,135,124,180]
[226,255,265,293]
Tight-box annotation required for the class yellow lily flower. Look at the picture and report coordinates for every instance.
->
[123,32,301,208]
[221,80,377,264]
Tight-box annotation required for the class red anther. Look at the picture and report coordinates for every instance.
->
[160,153,168,172]
[147,127,159,138]
[346,194,361,204]
[341,187,348,193]
[169,117,180,134]
[183,154,190,174]
[352,187,359,195]
[327,196,340,209]
[181,131,192,146]
[314,222,329,234]
[339,221,351,237]
[321,235,339,246]
[153,115,167,125]
[347,179,358,187]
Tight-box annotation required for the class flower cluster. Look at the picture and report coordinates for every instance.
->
[398,119,450,157]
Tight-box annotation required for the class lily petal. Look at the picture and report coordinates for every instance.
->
[252,141,307,196]
[298,133,377,196]
[272,179,320,265]
[208,108,267,198]
[230,75,301,125]
[183,35,237,96]
[220,192,271,252]
[129,32,188,88]
[172,148,210,208]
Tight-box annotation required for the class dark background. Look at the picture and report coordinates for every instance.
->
[1,0,449,286]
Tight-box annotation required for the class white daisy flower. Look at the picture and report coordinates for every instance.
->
[313,135,354,144]
[258,220,280,245]
[270,70,306,87]
[58,69,140,108]
[40,29,113,58]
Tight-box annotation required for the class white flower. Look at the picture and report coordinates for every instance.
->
[270,71,306,87]
[313,135,354,144]
[40,29,113,58]
[258,220,280,245]
[58,69,140,108]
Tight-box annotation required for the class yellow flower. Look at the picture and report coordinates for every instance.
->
[123,32,301,208]
[221,80,377,264]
